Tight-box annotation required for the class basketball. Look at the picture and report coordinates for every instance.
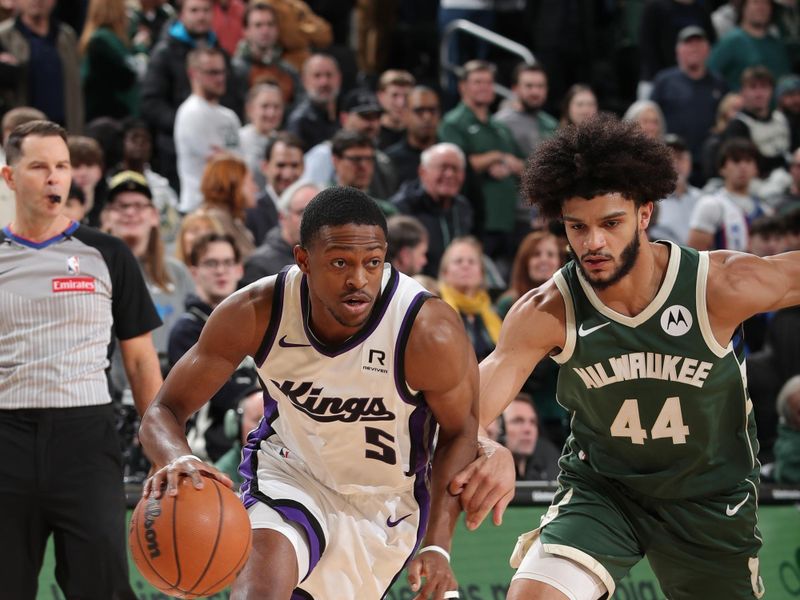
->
[129,476,252,598]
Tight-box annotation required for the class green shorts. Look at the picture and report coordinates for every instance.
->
[511,450,764,600]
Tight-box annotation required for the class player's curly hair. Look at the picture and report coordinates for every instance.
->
[522,115,677,220]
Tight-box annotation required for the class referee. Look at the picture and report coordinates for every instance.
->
[0,121,163,598]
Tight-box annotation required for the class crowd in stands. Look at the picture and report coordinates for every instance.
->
[2,0,800,486]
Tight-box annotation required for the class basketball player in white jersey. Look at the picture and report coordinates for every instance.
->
[140,186,480,600]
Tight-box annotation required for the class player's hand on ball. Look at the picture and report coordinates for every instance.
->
[448,438,515,530]
[142,454,234,499]
[407,549,458,600]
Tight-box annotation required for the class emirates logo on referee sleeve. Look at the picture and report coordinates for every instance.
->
[660,305,692,336]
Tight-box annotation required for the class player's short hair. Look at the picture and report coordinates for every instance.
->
[522,115,676,219]
[717,138,759,170]
[264,130,304,162]
[386,215,428,262]
[5,120,68,165]
[299,186,387,248]
[188,232,241,267]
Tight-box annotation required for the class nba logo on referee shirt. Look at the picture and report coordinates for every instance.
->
[67,256,80,274]
[660,305,692,336]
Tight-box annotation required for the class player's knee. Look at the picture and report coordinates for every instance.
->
[511,538,606,600]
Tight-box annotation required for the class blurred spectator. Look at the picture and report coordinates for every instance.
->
[623,99,666,139]
[385,86,441,188]
[775,0,800,71]
[688,139,768,251]
[62,183,87,223]
[649,134,702,245]
[711,0,737,38]
[776,74,800,151]
[495,63,558,158]
[197,153,257,259]
[0,0,82,132]
[174,211,224,266]
[439,60,524,265]
[0,106,45,226]
[286,52,341,150]
[175,46,242,214]
[115,118,180,241]
[241,180,320,285]
[637,0,716,97]
[68,135,107,227]
[266,0,333,72]
[104,170,195,368]
[438,236,501,361]
[329,129,397,216]
[779,146,800,214]
[708,0,791,91]
[305,89,397,199]
[232,3,300,106]
[245,131,304,246]
[495,230,561,319]
[168,231,258,461]
[79,0,141,122]
[558,83,598,127]
[651,25,728,185]
[724,66,790,178]
[140,0,244,191]
[437,0,494,98]
[355,0,398,78]
[774,375,800,483]
[128,0,176,54]
[386,214,428,276]
[701,91,743,182]
[501,394,561,481]
[212,0,246,57]
[376,69,414,150]
[214,388,265,487]
[748,214,785,256]
[239,82,285,191]
[391,142,473,277]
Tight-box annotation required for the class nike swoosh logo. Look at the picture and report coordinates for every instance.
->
[278,335,311,348]
[578,322,610,337]
[726,492,750,517]
[386,513,412,527]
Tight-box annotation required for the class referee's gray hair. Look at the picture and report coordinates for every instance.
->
[277,180,322,215]
[420,143,466,170]
[777,375,800,424]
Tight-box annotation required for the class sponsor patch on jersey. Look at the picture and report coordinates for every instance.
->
[362,347,389,375]
[52,276,95,293]
[66,255,80,274]
[660,305,692,336]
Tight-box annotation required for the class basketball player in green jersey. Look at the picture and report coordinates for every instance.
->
[453,116,800,600]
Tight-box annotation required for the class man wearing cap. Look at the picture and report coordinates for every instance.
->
[651,25,728,186]
[777,74,800,151]
[708,0,791,91]
[303,87,398,200]
[0,121,162,597]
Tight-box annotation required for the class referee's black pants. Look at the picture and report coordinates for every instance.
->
[0,404,136,600]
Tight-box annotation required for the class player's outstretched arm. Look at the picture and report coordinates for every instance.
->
[450,280,567,529]
[139,279,274,498]
[404,298,479,600]
[708,250,800,339]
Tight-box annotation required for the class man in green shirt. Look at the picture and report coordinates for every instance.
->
[438,60,525,265]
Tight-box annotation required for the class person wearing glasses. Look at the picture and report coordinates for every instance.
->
[168,231,258,462]
[331,129,397,218]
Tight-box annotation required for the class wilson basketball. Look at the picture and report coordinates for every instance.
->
[129,476,252,598]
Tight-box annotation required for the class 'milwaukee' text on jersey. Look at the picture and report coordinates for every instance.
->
[552,242,758,499]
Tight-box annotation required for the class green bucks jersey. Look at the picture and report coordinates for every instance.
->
[552,242,758,499]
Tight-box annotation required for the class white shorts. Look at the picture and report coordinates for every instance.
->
[240,439,425,599]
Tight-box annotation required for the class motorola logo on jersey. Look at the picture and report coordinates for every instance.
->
[660,305,692,336]
[272,379,396,422]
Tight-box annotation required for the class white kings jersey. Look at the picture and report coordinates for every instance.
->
[240,264,437,495]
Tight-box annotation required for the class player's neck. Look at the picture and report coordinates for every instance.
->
[593,241,668,317]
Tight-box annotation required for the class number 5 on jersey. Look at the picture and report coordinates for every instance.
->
[610,396,690,445]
